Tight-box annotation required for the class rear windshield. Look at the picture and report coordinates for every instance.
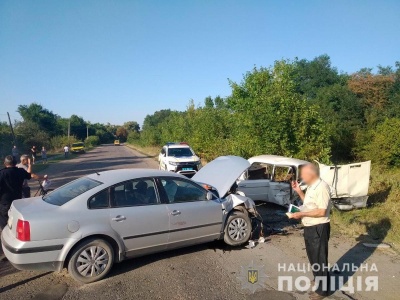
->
[168,148,193,157]
[72,143,84,147]
[43,177,102,206]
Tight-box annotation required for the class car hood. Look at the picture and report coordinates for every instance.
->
[192,156,250,197]
[169,156,199,163]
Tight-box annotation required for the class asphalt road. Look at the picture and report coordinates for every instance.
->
[0,145,398,300]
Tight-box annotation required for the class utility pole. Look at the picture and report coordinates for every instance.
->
[7,112,16,146]
[67,119,70,142]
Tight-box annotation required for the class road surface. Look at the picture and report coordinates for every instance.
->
[0,145,398,300]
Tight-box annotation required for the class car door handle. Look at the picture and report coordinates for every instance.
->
[112,215,126,222]
[170,210,181,216]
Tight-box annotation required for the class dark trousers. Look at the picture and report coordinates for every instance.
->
[304,222,330,295]
[0,203,11,230]
[22,186,31,198]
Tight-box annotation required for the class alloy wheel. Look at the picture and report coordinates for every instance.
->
[76,246,109,277]
[228,217,248,241]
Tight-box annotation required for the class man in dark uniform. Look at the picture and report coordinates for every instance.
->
[0,155,32,230]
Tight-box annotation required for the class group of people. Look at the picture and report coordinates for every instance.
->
[12,145,48,165]
[0,153,45,230]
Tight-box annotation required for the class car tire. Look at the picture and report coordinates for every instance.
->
[68,238,114,284]
[223,210,252,246]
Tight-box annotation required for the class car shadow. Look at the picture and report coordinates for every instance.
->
[0,272,51,293]
[367,185,391,206]
[106,243,211,279]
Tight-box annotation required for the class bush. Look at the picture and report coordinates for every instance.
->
[50,135,79,152]
[365,118,400,167]
[85,135,100,147]
[127,131,140,144]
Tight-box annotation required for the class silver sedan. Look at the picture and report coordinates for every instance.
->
[1,156,255,283]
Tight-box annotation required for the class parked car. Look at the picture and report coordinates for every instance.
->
[114,140,120,146]
[70,142,85,153]
[1,156,255,283]
[237,155,371,210]
[158,143,201,177]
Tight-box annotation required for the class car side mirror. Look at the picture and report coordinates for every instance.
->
[206,191,213,201]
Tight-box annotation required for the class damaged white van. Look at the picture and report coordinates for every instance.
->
[237,155,371,211]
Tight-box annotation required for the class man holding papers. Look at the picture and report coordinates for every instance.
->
[290,164,332,300]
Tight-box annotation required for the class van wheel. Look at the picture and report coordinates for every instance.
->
[224,211,252,246]
[68,238,114,284]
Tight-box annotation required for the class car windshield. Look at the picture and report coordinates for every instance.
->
[43,177,102,206]
[168,148,193,157]
[72,143,84,147]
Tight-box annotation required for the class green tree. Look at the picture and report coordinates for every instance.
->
[17,103,60,136]
[123,121,140,132]
[228,61,331,161]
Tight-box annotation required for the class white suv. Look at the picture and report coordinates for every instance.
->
[158,143,202,177]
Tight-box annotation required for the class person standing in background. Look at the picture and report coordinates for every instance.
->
[17,155,46,198]
[64,145,69,158]
[41,146,48,164]
[30,146,37,164]
[11,145,19,162]
[0,156,32,229]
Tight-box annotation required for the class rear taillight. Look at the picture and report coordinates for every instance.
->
[16,219,30,241]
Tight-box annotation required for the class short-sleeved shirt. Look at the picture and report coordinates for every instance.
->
[0,167,31,205]
[17,163,30,187]
[302,179,331,227]
[64,146,69,152]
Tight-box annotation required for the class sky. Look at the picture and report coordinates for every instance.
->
[0,0,399,126]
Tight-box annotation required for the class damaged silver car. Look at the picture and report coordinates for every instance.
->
[237,155,371,211]
[2,156,256,283]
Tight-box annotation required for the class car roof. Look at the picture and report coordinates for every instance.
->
[86,169,185,185]
[248,155,309,167]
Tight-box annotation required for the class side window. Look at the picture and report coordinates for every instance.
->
[160,178,207,203]
[248,163,273,180]
[88,189,109,209]
[111,179,158,207]
[273,166,293,182]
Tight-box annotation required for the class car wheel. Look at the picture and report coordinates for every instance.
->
[68,238,114,284]
[223,210,252,246]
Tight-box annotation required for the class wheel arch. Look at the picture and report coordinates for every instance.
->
[63,234,122,269]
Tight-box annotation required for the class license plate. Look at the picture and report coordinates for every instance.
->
[182,167,193,171]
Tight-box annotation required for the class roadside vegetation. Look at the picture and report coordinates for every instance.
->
[130,55,400,248]
[0,105,140,159]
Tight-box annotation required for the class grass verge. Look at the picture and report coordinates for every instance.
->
[31,151,84,173]
[125,143,159,160]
